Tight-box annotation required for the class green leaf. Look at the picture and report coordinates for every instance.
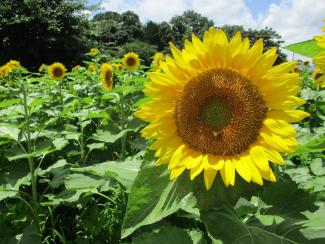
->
[86,142,105,151]
[87,110,110,119]
[0,98,19,108]
[193,174,260,210]
[289,137,325,158]
[52,138,69,150]
[0,123,20,141]
[92,129,134,143]
[71,159,141,191]
[64,173,108,191]
[282,39,324,57]
[132,226,193,244]
[121,165,194,238]
[310,158,325,176]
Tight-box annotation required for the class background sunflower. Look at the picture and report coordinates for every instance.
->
[123,52,140,70]
[48,62,66,80]
[100,63,113,90]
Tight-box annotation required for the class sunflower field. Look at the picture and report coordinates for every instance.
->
[0,22,325,244]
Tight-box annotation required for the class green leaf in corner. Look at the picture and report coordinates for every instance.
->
[132,226,193,244]
[121,165,194,238]
[0,123,20,141]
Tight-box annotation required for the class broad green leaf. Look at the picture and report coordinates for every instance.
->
[310,158,325,176]
[86,142,105,151]
[289,137,325,158]
[65,173,109,191]
[0,123,20,141]
[0,98,19,108]
[193,174,260,210]
[132,226,193,244]
[92,129,134,143]
[282,39,324,57]
[87,110,110,119]
[71,159,141,191]
[121,165,194,238]
[52,138,69,150]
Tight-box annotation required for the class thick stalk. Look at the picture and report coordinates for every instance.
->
[21,84,37,204]
[120,93,127,160]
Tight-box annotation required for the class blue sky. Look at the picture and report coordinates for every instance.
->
[86,0,325,48]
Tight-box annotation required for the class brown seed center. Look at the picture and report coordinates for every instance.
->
[53,67,63,77]
[175,69,267,156]
[126,57,136,66]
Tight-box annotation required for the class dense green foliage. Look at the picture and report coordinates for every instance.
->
[0,50,324,243]
[0,0,90,70]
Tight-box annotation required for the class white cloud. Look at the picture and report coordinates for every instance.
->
[100,0,325,46]
[257,0,325,45]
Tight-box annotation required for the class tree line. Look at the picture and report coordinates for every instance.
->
[0,0,286,70]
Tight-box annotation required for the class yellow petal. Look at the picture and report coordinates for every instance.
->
[263,147,284,165]
[263,118,297,137]
[234,155,251,183]
[260,167,276,182]
[246,156,263,185]
[190,163,204,180]
[204,168,217,190]
[249,145,270,172]
[220,159,235,186]
[268,109,310,123]
[168,144,186,169]
[170,167,186,180]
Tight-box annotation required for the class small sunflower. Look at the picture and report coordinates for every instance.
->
[153,52,165,70]
[4,60,21,74]
[48,62,66,80]
[90,48,100,57]
[123,52,140,70]
[72,65,81,72]
[100,63,113,90]
[135,27,309,190]
[39,64,47,73]
[112,63,123,70]
[312,68,325,88]
[303,60,309,65]
[88,64,96,72]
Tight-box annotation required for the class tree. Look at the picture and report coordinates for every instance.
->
[143,21,173,51]
[0,0,90,70]
[170,10,214,47]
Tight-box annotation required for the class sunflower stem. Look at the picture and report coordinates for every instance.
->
[120,92,127,160]
[21,84,38,206]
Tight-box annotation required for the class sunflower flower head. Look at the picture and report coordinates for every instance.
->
[314,20,325,88]
[135,27,309,190]
[48,62,66,81]
[123,52,140,70]
[88,64,96,72]
[90,48,100,57]
[39,64,47,73]
[312,67,325,88]
[112,63,123,70]
[100,63,113,91]
[152,52,165,71]
[4,60,21,74]
[72,65,81,72]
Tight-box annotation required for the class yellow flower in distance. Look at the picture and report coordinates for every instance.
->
[153,52,165,70]
[100,63,113,90]
[123,52,140,70]
[112,63,123,70]
[72,65,81,72]
[48,62,66,80]
[135,27,309,190]
[312,67,325,88]
[4,60,21,74]
[88,64,96,72]
[39,64,47,72]
[90,48,100,56]
[314,20,325,86]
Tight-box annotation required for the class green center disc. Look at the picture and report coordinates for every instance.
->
[200,97,232,130]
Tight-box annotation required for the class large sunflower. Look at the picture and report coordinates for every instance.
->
[135,27,309,190]
[123,52,140,70]
[100,63,113,90]
[48,62,66,81]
